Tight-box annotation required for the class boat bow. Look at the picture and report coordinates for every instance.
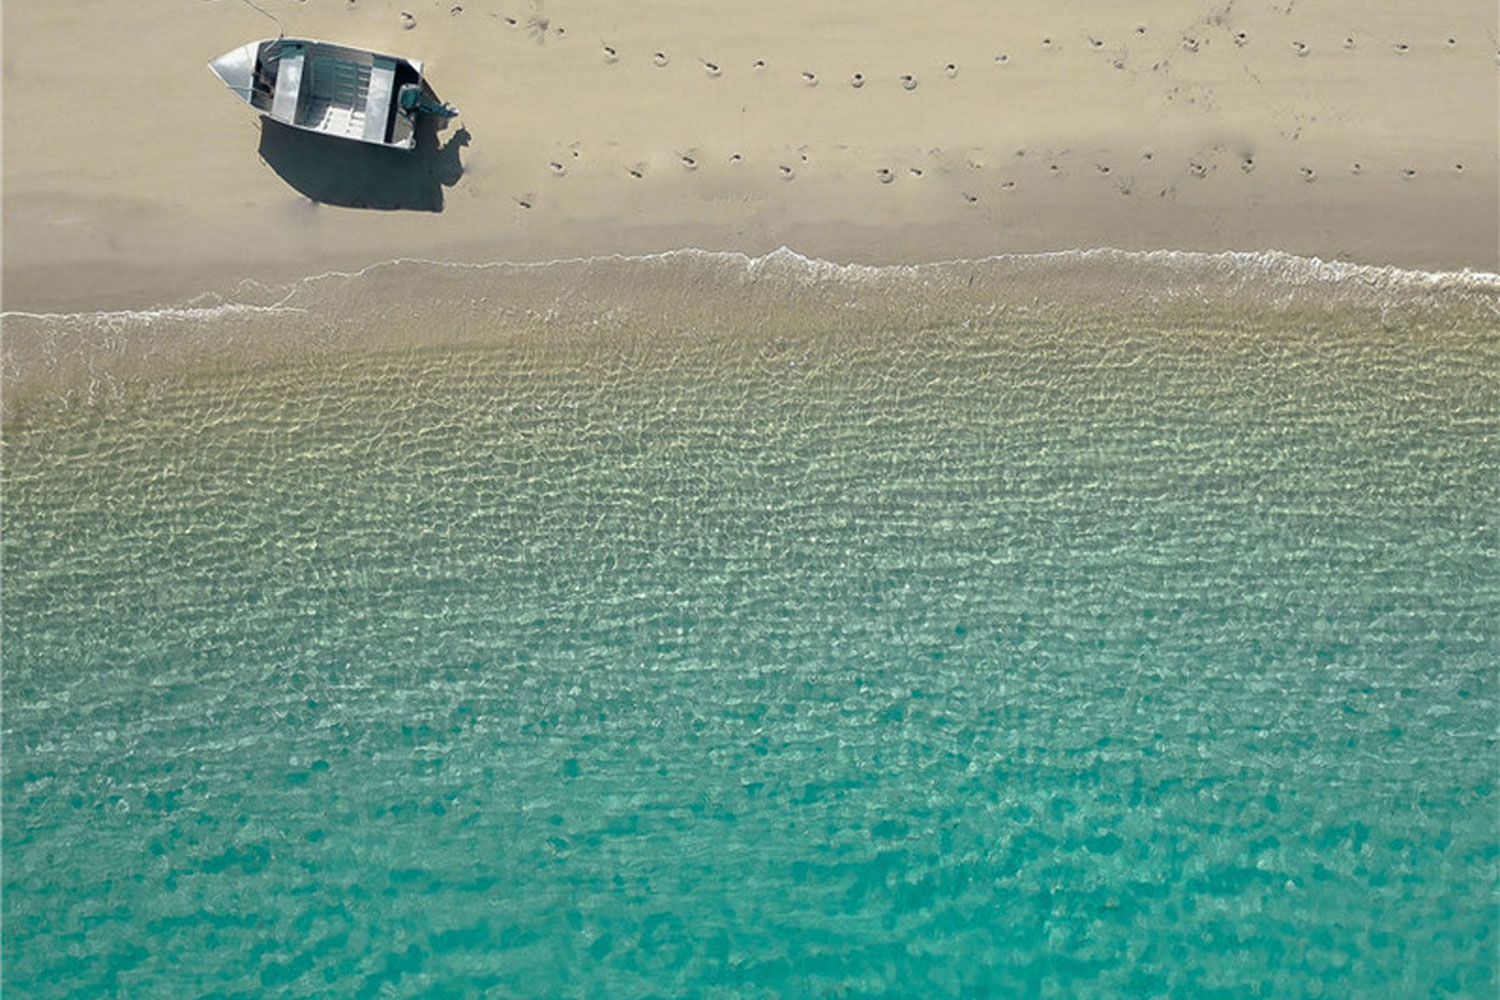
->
[208,41,261,101]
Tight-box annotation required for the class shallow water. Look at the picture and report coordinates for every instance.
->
[3,251,1497,998]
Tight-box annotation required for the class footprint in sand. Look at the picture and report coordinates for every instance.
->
[1351,162,1364,174]
[628,165,645,179]
[652,51,669,67]
[515,194,534,209]
[851,72,865,88]
[701,60,721,76]
[679,153,698,171]
[752,59,767,71]
[548,160,566,176]
[944,63,958,77]
[961,192,979,204]
[802,71,818,86]
[994,53,1009,65]
[1241,155,1255,173]
[602,43,618,63]
[729,153,743,163]
[399,9,416,29]
[1454,162,1464,172]
[1292,41,1310,57]
[876,168,894,184]
[1181,36,1200,53]
[1342,36,1356,49]
[449,5,462,14]
[1234,31,1250,46]
[1299,166,1317,182]
[1001,180,1017,191]
[1393,42,1410,54]
[1401,168,1417,178]
[900,74,919,90]
[909,167,923,177]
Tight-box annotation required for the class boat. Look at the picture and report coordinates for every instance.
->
[208,37,455,151]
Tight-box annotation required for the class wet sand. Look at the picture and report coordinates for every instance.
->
[3,0,1497,311]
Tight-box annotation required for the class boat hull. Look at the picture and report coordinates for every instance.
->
[209,38,426,150]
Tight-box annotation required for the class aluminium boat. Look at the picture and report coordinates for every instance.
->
[208,37,455,151]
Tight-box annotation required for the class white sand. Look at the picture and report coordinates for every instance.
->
[3,0,1497,310]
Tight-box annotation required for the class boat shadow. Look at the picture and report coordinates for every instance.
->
[257,115,469,212]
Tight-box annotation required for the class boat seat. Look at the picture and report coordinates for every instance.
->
[271,46,306,122]
[362,57,397,143]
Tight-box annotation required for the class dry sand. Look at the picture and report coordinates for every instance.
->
[3,0,1497,311]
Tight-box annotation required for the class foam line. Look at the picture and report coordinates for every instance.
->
[0,302,307,325]
[6,246,1496,321]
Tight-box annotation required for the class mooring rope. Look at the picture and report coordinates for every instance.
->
[198,0,285,38]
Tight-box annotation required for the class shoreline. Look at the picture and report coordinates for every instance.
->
[6,242,1500,319]
[8,241,1500,312]
[11,223,1500,314]
[5,0,1496,314]
[6,246,1497,427]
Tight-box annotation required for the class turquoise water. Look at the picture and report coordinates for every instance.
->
[3,251,1498,997]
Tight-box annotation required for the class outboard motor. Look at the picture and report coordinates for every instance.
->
[398,83,457,119]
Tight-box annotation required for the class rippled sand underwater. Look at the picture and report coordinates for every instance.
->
[3,251,1498,997]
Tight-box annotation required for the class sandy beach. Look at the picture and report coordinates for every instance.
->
[3,0,1497,311]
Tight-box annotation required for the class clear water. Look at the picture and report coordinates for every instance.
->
[3,251,1497,998]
